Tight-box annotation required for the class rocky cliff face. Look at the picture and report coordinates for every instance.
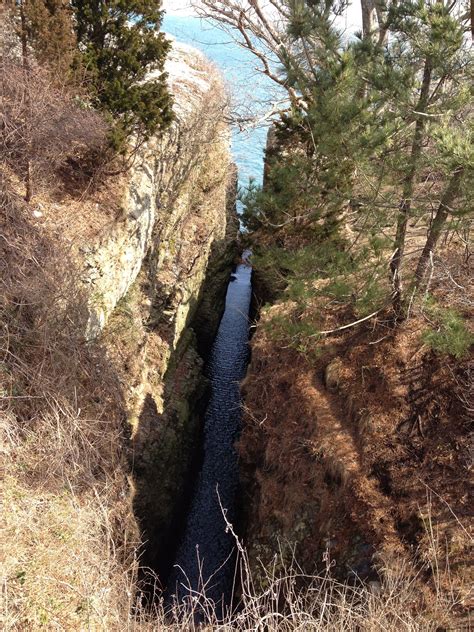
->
[82,40,236,341]
[1,36,237,625]
[81,41,238,579]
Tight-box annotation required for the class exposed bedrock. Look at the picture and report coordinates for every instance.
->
[78,41,238,582]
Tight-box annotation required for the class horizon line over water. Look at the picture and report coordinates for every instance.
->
[163,13,279,192]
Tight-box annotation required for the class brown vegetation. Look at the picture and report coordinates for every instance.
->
[0,184,141,628]
[1,55,108,202]
[239,238,473,628]
[0,26,151,626]
[0,37,239,629]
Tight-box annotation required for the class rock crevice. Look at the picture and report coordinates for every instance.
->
[81,41,238,582]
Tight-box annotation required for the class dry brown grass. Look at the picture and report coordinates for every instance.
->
[1,411,137,630]
[0,184,140,630]
[2,463,468,631]
[129,522,467,631]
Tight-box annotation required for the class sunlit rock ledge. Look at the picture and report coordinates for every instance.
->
[82,39,232,340]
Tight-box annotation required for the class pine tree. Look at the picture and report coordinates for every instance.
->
[71,0,173,150]
[241,0,472,326]
[242,0,375,239]
[381,0,470,316]
[24,0,78,78]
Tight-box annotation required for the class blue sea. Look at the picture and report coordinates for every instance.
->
[163,14,277,189]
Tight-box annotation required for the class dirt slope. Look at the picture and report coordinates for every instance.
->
[239,302,473,626]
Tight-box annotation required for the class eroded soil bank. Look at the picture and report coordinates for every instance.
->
[238,291,473,626]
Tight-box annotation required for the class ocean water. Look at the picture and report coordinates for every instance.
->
[163,14,278,188]
[166,256,252,611]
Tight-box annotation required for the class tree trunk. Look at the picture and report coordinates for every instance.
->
[361,0,388,42]
[471,0,474,40]
[390,59,432,319]
[376,0,390,46]
[361,0,377,39]
[413,167,464,287]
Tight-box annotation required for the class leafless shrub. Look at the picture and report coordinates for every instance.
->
[137,536,459,631]
[0,54,107,201]
[154,51,230,209]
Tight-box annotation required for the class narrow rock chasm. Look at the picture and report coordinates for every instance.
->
[164,252,252,610]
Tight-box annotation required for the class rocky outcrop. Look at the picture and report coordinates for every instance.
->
[79,41,238,581]
[82,40,235,341]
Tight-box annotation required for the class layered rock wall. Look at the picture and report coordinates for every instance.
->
[82,41,235,341]
[80,41,238,579]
